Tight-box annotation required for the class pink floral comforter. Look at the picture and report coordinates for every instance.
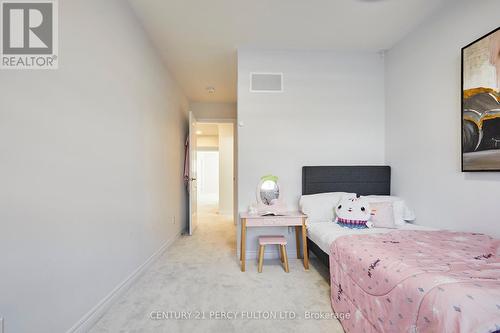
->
[330,231,500,333]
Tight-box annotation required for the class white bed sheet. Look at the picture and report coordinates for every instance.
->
[307,222,436,254]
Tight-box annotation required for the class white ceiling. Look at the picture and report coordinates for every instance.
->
[128,0,448,103]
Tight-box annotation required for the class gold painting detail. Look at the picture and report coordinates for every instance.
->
[462,28,500,171]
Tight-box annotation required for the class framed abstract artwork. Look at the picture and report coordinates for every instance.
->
[462,27,500,171]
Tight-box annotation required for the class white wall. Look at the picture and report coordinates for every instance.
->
[190,102,236,121]
[197,135,219,149]
[197,151,219,203]
[0,1,188,332]
[237,49,386,258]
[218,124,234,216]
[385,0,500,238]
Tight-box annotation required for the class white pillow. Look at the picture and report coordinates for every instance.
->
[369,202,397,229]
[363,195,416,226]
[299,192,354,223]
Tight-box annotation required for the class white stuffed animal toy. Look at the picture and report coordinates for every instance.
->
[335,194,373,229]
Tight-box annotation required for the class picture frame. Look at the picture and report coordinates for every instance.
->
[461,26,500,172]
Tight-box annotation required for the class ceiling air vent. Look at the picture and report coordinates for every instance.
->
[250,73,283,93]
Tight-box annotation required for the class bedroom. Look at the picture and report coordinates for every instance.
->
[1,0,499,332]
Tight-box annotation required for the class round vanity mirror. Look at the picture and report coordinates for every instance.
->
[254,175,287,215]
[259,178,280,205]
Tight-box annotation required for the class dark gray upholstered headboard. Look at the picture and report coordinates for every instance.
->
[302,166,391,196]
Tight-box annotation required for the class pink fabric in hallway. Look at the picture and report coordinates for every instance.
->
[183,137,189,187]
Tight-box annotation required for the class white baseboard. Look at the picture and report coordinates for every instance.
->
[66,232,180,333]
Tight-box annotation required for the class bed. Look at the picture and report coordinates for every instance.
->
[302,166,500,333]
[302,165,394,268]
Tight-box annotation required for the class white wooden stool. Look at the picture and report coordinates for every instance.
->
[258,235,289,273]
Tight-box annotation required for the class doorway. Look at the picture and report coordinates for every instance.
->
[194,122,234,220]
[197,151,219,213]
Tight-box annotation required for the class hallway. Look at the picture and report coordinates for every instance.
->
[90,210,342,333]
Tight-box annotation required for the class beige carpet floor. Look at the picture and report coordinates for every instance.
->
[89,206,344,333]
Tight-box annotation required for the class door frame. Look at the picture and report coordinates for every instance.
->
[188,111,198,235]
[188,117,237,226]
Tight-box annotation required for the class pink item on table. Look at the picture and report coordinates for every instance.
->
[329,230,500,333]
